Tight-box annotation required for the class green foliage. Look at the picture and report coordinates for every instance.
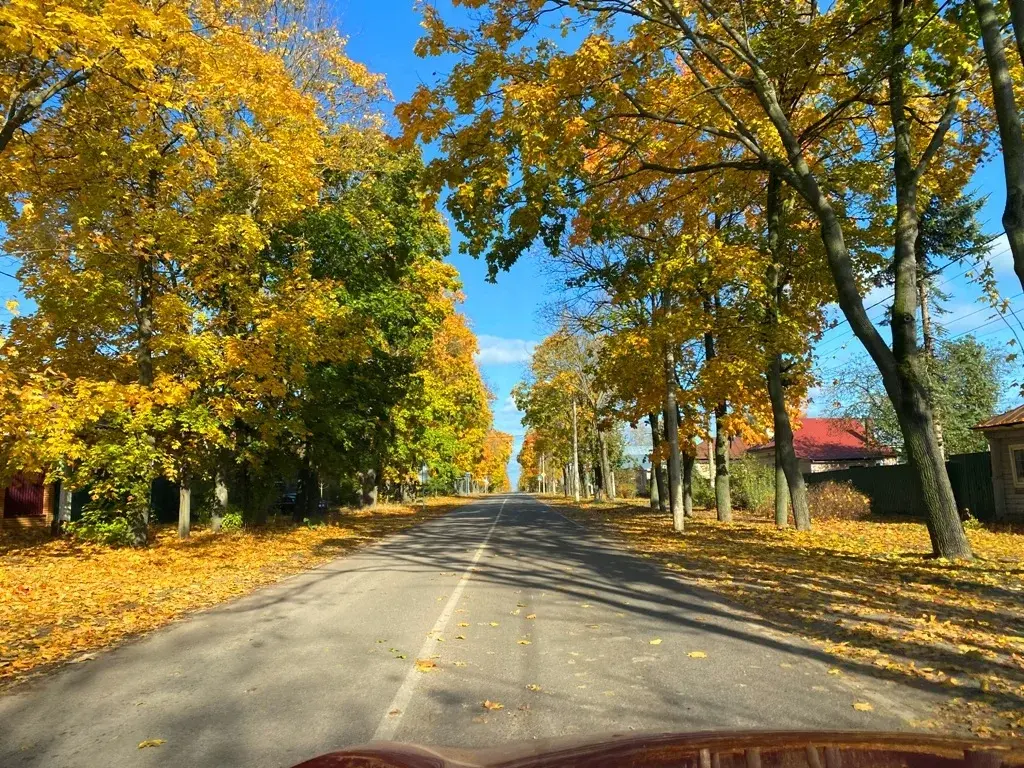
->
[690,472,715,509]
[807,481,871,521]
[220,511,244,532]
[730,460,775,514]
[828,335,1007,456]
[67,506,136,547]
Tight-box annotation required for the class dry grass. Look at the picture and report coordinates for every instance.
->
[547,496,1024,738]
[0,497,466,687]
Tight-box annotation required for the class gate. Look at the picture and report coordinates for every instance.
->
[3,475,45,518]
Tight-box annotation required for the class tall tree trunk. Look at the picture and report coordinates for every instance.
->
[178,473,191,540]
[765,170,812,529]
[663,346,685,531]
[52,482,72,536]
[975,0,1024,292]
[562,465,569,497]
[774,457,789,528]
[682,450,694,518]
[212,469,227,532]
[648,412,668,512]
[702,304,731,521]
[886,0,971,557]
[713,404,732,522]
[598,430,615,500]
[918,277,945,460]
[767,357,811,529]
[571,399,581,503]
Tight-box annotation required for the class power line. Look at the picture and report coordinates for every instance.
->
[813,236,1010,357]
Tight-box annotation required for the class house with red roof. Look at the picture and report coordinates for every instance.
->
[695,417,897,477]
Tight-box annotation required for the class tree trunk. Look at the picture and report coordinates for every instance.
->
[571,399,581,503]
[885,0,972,557]
[764,169,811,530]
[52,482,72,536]
[975,0,1024,293]
[178,474,191,540]
[598,430,615,500]
[918,277,945,460]
[682,450,694,519]
[713,404,732,522]
[774,454,789,528]
[649,412,668,512]
[767,356,811,530]
[212,469,227,532]
[361,468,378,507]
[663,346,685,531]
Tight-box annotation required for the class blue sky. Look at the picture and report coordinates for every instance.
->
[2,1,1022,490]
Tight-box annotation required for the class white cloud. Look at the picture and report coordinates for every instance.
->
[499,394,519,413]
[475,334,537,365]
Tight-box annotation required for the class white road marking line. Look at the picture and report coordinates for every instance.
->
[372,497,506,741]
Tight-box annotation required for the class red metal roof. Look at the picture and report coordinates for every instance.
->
[748,418,895,461]
[973,404,1024,430]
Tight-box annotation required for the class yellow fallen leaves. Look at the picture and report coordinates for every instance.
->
[0,499,465,685]
[526,683,541,691]
[526,613,537,619]
[687,651,707,659]
[414,659,438,672]
[853,702,874,712]
[482,699,503,710]
[138,739,166,749]
[649,638,662,645]
[550,498,1024,738]
[517,639,532,645]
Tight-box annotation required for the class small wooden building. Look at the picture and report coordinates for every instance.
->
[973,405,1024,521]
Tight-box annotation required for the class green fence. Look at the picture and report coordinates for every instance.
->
[804,451,995,521]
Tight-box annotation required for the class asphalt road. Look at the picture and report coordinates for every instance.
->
[0,495,933,767]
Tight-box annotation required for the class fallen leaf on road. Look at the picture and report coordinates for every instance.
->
[517,602,527,607]
[827,668,841,675]
[526,614,537,620]
[453,661,468,667]
[415,659,438,672]
[526,684,541,691]
[853,702,874,712]
[511,609,521,616]
[458,622,470,627]
[581,603,592,608]
[518,639,532,645]
[489,622,499,627]
[483,700,504,710]
[780,662,793,668]
[138,740,166,749]
[587,624,600,629]
[687,651,707,659]
[649,638,662,645]
[388,709,401,715]
[456,635,466,640]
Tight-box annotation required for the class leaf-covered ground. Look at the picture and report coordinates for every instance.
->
[549,497,1024,738]
[0,498,466,687]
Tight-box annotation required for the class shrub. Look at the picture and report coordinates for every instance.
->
[807,481,871,520]
[67,507,136,547]
[731,460,775,514]
[689,471,715,508]
[220,511,244,531]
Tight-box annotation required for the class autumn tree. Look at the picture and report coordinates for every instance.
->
[400,0,986,557]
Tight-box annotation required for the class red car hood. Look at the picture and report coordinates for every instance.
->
[293,730,1024,768]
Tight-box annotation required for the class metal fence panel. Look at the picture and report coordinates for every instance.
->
[804,452,994,521]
